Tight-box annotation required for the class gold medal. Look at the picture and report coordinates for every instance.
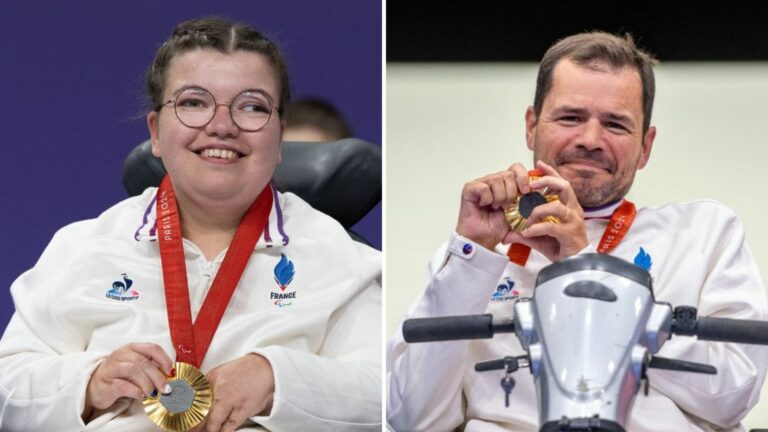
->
[143,362,213,431]
[504,169,560,231]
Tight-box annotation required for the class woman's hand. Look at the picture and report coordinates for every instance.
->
[82,343,173,421]
[199,353,275,432]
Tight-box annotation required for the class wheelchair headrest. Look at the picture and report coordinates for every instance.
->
[122,138,381,230]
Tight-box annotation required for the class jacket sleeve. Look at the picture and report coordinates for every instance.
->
[386,233,509,432]
[649,206,768,428]
[0,227,107,432]
[251,248,382,431]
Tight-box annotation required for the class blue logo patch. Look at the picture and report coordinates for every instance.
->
[106,273,140,301]
[634,247,652,271]
[273,254,295,290]
[491,277,520,302]
[271,254,297,307]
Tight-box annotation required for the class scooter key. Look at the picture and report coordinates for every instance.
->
[500,375,515,407]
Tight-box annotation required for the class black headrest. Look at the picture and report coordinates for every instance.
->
[121,138,381,230]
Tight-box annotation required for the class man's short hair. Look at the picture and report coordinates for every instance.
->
[284,98,352,141]
[533,31,659,134]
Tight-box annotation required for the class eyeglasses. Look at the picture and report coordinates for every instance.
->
[157,87,279,132]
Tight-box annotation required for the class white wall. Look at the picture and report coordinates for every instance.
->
[385,62,768,428]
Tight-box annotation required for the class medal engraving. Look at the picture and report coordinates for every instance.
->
[143,362,213,431]
[518,192,548,219]
[504,170,561,231]
[160,380,196,414]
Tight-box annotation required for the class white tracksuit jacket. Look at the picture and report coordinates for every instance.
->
[388,200,768,432]
[0,187,381,431]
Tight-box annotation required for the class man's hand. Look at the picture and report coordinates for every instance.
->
[200,353,275,432]
[456,163,530,251]
[82,343,173,422]
[506,160,589,261]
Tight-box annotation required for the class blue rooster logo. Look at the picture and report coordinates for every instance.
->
[111,273,133,294]
[106,273,139,301]
[493,278,514,297]
[491,277,520,302]
[634,247,652,271]
[273,254,295,291]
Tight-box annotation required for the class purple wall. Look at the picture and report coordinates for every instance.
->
[0,2,381,331]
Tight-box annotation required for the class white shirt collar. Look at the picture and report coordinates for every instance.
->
[133,184,289,249]
[583,199,624,220]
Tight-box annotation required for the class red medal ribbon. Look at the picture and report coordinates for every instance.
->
[157,176,273,367]
[506,243,532,267]
[595,200,636,254]
[507,200,637,266]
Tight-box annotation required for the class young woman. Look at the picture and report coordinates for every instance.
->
[0,18,381,432]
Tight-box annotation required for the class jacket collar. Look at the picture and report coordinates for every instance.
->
[133,183,289,249]
[583,198,625,220]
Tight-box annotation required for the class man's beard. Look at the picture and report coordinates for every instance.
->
[537,146,637,208]
[566,169,635,208]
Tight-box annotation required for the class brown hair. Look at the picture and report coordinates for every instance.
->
[285,98,352,140]
[147,17,290,116]
[533,31,658,133]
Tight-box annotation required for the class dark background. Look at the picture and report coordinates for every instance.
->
[0,2,381,331]
[388,1,768,62]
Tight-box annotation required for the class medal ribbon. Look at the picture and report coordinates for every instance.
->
[507,200,637,266]
[157,175,273,367]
